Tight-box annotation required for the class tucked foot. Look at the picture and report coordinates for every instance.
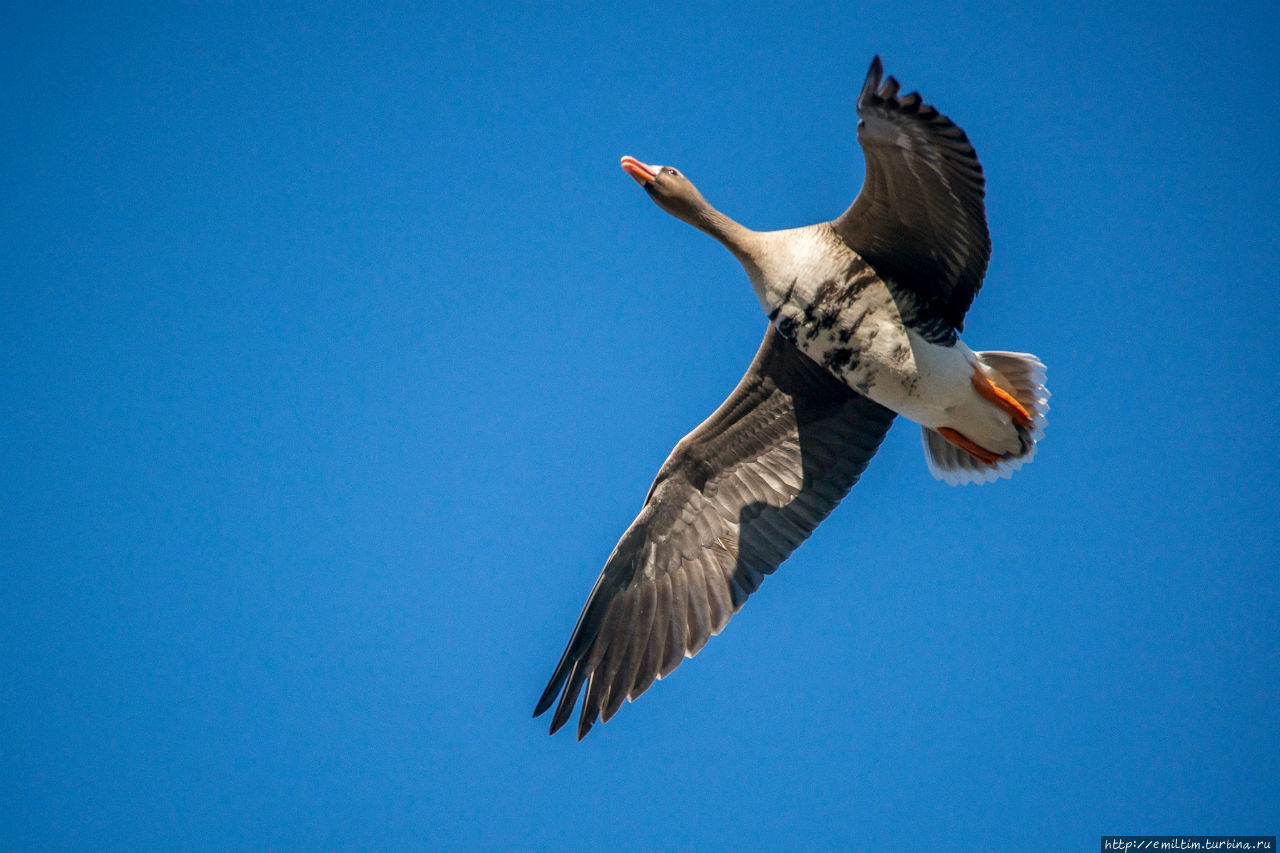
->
[936,427,1001,465]
[971,367,1033,430]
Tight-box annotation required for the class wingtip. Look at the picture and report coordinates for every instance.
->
[860,55,884,106]
[532,682,559,718]
[576,718,594,741]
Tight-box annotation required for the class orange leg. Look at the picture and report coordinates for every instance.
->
[971,368,1033,430]
[937,427,1002,465]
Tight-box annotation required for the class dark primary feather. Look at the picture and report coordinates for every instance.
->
[831,56,991,339]
[534,327,895,738]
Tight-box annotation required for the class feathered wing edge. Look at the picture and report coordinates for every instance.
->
[834,56,991,337]
[534,328,896,738]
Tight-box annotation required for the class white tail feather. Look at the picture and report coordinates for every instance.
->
[922,351,1049,486]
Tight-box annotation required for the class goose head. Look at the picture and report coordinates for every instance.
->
[620,156,713,228]
[619,155,759,268]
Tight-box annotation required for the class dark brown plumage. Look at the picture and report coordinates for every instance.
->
[832,56,991,340]
[534,327,895,738]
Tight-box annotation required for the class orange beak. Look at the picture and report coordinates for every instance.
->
[620,155,657,185]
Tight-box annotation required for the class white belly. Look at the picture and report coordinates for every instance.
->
[792,307,978,429]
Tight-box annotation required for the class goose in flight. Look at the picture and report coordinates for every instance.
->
[534,57,1049,739]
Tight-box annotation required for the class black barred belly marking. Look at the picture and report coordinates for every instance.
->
[767,261,919,400]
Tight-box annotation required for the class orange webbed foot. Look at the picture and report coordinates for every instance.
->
[971,368,1033,430]
[936,427,1002,466]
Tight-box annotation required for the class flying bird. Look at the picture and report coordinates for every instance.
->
[535,57,1049,739]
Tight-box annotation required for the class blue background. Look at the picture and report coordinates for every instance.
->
[4,1,1277,849]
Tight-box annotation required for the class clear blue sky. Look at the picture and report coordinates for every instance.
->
[4,1,1278,849]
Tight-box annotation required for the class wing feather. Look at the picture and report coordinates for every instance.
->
[832,56,990,337]
[661,570,687,677]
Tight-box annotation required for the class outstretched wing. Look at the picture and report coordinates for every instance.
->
[534,327,896,739]
[831,56,990,338]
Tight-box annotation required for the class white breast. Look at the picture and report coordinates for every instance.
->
[747,225,977,430]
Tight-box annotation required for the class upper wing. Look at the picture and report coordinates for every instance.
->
[831,56,990,337]
[533,327,896,739]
